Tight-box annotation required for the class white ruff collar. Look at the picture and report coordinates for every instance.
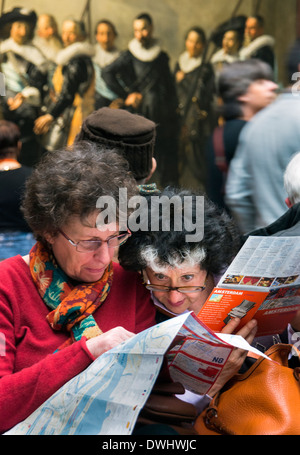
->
[55,41,95,66]
[93,44,120,67]
[0,37,47,67]
[178,51,202,73]
[128,38,161,62]
[239,35,275,60]
[211,48,240,64]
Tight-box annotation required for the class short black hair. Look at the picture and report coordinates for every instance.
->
[118,187,241,275]
[135,12,152,26]
[248,15,265,28]
[218,59,274,119]
[185,26,206,45]
[95,19,118,36]
[287,38,300,82]
[0,120,20,157]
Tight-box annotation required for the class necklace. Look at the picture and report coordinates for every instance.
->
[0,158,21,171]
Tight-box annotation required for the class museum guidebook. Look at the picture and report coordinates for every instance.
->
[197,236,300,336]
[4,312,268,435]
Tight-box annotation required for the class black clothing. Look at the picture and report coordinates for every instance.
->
[102,50,177,122]
[244,202,300,241]
[48,56,94,119]
[206,119,247,209]
[251,45,275,70]
[0,54,47,167]
[95,93,111,110]
[102,49,179,187]
[0,166,32,231]
[175,62,215,124]
[174,61,216,190]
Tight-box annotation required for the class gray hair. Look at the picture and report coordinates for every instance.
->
[141,244,207,273]
[284,152,300,205]
[118,187,241,276]
[218,59,274,119]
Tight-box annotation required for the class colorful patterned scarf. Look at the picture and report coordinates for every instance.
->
[29,241,113,351]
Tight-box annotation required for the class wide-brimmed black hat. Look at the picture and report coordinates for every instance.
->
[0,7,37,29]
[211,15,247,47]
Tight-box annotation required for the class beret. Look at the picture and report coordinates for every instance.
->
[76,108,157,181]
[0,7,37,29]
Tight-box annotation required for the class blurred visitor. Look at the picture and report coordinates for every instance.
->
[0,120,35,260]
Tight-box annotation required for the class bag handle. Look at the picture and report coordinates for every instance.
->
[201,403,237,435]
[201,344,299,435]
[233,343,294,382]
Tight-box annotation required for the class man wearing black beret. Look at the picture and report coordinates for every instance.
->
[76,107,159,195]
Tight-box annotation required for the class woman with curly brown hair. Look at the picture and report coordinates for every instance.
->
[0,140,156,434]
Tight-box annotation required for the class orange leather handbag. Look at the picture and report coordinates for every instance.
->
[194,344,300,435]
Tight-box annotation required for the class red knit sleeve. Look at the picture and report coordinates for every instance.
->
[0,259,155,434]
[0,257,97,433]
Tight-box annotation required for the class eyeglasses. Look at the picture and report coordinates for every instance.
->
[58,229,130,253]
[145,283,206,294]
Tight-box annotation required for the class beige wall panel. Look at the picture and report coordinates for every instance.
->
[1,0,297,84]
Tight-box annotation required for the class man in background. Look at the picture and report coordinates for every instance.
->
[34,18,95,150]
[33,13,62,62]
[245,152,300,238]
[206,59,277,211]
[0,7,48,166]
[102,12,179,187]
[93,19,120,109]
[225,42,300,235]
[239,15,275,70]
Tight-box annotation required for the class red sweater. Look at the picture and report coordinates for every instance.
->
[0,256,156,433]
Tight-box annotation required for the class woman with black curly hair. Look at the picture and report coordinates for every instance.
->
[119,186,241,320]
[119,187,258,417]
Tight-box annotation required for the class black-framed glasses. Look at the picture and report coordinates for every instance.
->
[58,228,131,253]
[144,283,206,294]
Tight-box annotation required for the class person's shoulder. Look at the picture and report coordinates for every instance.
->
[242,97,280,131]
[16,165,33,177]
[118,49,133,60]
[112,262,141,281]
[274,220,300,237]
[68,54,93,67]
[0,255,29,276]
[111,262,146,297]
[276,93,300,111]
[159,49,170,58]
[58,42,94,67]
[105,49,131,68]
[224,118,247,136]
[250,94,300,127]
[156,50,171,64]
